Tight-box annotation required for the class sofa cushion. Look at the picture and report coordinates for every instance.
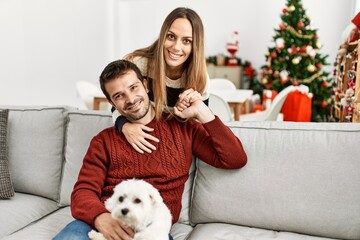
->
[0,109,14,199]
[4,106,70,201]
[1,207,73,240]
[59,110,112,206]
[186,223,333,240]
[170,222,194,240]
[191,121,360,240]
[0,192,59,238]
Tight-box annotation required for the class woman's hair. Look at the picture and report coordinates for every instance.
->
[124,7,207,120]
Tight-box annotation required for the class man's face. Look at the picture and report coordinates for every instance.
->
[106,70,150,122]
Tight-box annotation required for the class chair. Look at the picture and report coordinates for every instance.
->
[208,93,233,122]
[76,81,106,110]
[209,78,237,119]
[240,85,300,121]
[209,78,236,90]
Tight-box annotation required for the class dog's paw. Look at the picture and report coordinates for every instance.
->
[88,230,107,240]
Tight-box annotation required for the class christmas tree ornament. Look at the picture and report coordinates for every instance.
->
[280,70,289,84]
[306,46,316,59]
[275,38,285,50]
[297,21,305,28]
[288,45,297,55]
[288,5,295,12]
[279,23,286,31]
[321,81,328,88]
[307,64,316,72]
[270,51,277,58]
[316,41,322,49]
[321,100,328,108]
[292,57,301,65]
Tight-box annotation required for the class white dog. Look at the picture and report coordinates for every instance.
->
[88,179,172,240]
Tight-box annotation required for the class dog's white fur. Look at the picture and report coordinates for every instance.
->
[88,179,172,240]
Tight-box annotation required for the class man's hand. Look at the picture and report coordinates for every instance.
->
[94,213,134,240]
[122,122,159,154]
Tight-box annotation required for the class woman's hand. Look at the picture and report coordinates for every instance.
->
[122,122,159,154]
[176,88,202,112]
[94,213,134,240]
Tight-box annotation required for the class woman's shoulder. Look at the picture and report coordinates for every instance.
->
[131,56,148,75]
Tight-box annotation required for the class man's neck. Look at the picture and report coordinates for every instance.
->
[131,107,155,125]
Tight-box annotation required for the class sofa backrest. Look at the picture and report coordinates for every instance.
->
[190,121,360,240]
[59,110,113,206]
[2,106,72,201]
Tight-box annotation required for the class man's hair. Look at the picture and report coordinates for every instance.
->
[99,59,144,101]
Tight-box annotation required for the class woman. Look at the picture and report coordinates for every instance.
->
[115,7,210,154]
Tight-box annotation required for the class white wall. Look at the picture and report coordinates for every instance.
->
[0,0,354,108]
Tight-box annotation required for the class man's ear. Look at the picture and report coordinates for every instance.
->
[143,78,149,93]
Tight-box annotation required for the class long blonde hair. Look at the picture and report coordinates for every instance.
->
[125,7,207,120]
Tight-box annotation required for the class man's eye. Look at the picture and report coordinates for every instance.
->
[114,94,122,100]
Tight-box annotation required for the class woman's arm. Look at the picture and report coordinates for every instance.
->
[112,107,159,154]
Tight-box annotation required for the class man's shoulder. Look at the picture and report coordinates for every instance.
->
[92,126,118,141]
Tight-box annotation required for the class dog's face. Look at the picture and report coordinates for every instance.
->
[105,179,163,229]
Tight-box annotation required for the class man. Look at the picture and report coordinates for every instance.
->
[53,60,247,240]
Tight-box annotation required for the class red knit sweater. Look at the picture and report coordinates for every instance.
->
[71,115,247,227]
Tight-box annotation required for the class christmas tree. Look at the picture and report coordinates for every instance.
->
[262,0,332,121]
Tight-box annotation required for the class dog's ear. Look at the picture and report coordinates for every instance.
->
[105,194,116,212]
[147,186,163,206]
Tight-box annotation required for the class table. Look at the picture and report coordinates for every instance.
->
[93,96,108,110]
[210,89,253,121]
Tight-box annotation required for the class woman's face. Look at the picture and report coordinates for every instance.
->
[163,18,193,71]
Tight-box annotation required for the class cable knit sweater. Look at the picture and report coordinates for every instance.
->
[71,115,247,227]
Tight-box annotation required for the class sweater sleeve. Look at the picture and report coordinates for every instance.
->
[71,133,110,228]
[191,116,247,169]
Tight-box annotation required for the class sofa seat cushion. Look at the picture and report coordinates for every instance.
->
[1,207,74,240]
[0,192,59,238]
[186,223,335,240]
[170,222,193,240]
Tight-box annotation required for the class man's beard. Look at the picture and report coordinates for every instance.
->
[125,98,150,122]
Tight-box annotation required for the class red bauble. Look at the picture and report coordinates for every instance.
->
[299,46,307,53]
[292,80,299,86]
[321,101,328,108]
[279,23,286,30]
[297,21,305,28]
[270,51,277,58]
[322,81,328,88]
[282,8,287,14]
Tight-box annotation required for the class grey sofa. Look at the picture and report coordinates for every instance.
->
[1,106,360,240]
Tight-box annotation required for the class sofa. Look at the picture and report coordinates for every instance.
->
[1,105,360,240]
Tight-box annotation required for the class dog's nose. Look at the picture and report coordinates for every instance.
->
[121,208,129,216]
